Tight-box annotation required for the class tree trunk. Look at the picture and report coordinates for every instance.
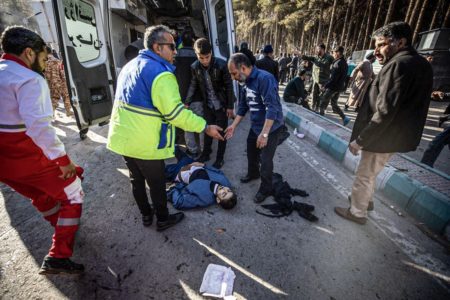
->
[444,2,450,28]
[363,0,375,49]
[355,3,369,50]
[316,6,323,45]
[345,0,358,49]
[370,0,385,48]
[412,0,429,44]
[430,0,443,30]
[408,0,421,28]
[340,1,352,45]
[326,0,338,48]
[384,0,397,25]
[299,19,305,51]
[405,0,415,23]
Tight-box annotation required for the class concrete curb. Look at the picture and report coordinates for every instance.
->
[284,108,450,235]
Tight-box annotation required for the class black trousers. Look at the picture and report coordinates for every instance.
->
[320,89,345,120]
[247,126,281,195]
[202,107,228,160]
[123,156,168,221]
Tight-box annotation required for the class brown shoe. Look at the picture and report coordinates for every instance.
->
[334,207,367,225]
[348,195,374,211]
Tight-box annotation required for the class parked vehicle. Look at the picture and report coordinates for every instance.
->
[416,28,450,93]
[1,0,236,139]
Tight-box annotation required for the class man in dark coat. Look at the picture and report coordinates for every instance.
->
[185,38,235,169]
[335,22,433,225]
[255,44,279,82]
[319,45,350,125]
[283,70,310,109]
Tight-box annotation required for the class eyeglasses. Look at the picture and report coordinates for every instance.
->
[158,43,176,51]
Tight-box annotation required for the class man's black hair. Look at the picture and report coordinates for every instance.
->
[181,30,194,47]
[372,21,412,46]
[0,26,46,55]
[229,53,251,69]
[218,193,237,210]
[318,43,326,50]
[299,69,307,77]
[333,45,345,55]
[194,38,212,55]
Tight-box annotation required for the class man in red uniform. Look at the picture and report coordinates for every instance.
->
[0,26,85,274]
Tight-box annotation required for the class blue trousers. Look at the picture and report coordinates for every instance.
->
[421,127,450,167]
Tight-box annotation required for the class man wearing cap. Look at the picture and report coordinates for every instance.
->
[255,44,279,82]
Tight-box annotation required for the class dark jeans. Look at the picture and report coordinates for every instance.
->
[284,96,311,110]
[202,107,227,160]
[123,156,168,221]
[421,127,450,167]
[247,126,281,195]
[311,82,322,111]
[280,69,288,83]
[320,89,345,120]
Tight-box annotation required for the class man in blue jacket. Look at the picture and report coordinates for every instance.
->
[225,53,284,203]
[168,162,236,210]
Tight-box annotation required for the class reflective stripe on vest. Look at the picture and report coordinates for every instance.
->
[116,101,163,119]
[57,218,80,226]
[41,202,61,217]
[163,103,185,121]
[0,123,26,129]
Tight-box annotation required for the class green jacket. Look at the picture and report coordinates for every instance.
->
[107,50,206,160]
[302,53,334,84]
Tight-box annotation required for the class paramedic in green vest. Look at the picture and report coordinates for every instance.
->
[107,25,224,231]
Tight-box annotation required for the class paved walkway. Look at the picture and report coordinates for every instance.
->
[278,83,450,176]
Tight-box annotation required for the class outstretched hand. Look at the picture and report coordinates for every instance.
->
[205,125,224,141]
[59,161,77,180]
[224,125,235,140]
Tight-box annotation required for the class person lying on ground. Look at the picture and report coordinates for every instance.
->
[167,161,237,210]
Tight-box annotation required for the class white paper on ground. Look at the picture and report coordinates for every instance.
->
[199,263,236,299]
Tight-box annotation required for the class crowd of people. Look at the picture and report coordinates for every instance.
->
[0,20,444,276]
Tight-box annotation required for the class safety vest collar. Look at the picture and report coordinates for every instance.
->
[138,49,175,73]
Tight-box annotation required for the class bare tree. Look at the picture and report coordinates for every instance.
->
[430,0,443,30]
[340,0,352,45]
[363,0,376,49]
[405,0,415,23]
[326,0,338,48]
[384,0,397,25]
[413,0,429,44]
[370,0,385,48]
[444,2,450,28]
[344,0,358,49]
[408,0,421,28]
[355,2,369,50]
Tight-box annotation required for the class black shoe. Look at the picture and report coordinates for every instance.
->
[197,154,210,163]
[142,214,153,227]
[254,191,269,203]
[212,159,224,169]
[156,212,185,231]
[240,174,260,183]
[39,256,85,275]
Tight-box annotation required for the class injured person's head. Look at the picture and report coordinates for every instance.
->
[215,185,237,210]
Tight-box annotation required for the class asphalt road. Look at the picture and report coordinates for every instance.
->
[0,111,449,299]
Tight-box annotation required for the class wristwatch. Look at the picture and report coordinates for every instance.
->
[262,133,268,138]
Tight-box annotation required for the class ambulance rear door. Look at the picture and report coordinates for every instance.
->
[204,0,236,60]
[52,0,114,138]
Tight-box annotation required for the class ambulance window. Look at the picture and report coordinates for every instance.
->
[214,0,229,58]
[63,0,101,63]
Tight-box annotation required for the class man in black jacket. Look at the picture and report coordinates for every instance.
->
[335,22,433,225]
[255,44,279,82]
[283,70,310,109]
[319,45,350,125]
[185,38,235,168]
